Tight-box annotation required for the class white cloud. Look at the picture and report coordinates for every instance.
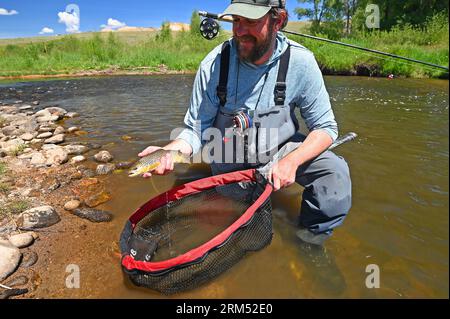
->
[101,18,126,31]
[39,27,54,35]
[0,8,18,15]
[58,10,80,33]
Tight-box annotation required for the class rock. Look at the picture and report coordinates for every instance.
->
[38,126,53,133]
[82,169,96,178]
[30,152,47,166]
[65,112,79,118]
[44,134,65,144]
[32,101,40,106]
[96,163,116,175]
[53,126,65,135]
[0,138,25,153]
[71,208,112,223]
[0,149,7,158]
[74,130,88,136]
[64,200,80,211]
[121,135,132,141]
[18,105,32,111]
[45,107,67,117]
[17,206,60,229]
[36,132,52,139]
[17,152,33,159]
[36,115,59,123]
[85,191,111,207]
[41,143,58,150]
[1,126,18,136]
[0,240,22,281]
[20,250,38,268]
[30,138,42,144]
[34,109,52,117]
[70,155,86,164]
[8,232,35,248]
[70,171,83,180]
[67,126,79,133]
[43,147,68,166]
[94,150,113,163]
[64,144,88,155]
[19,133,36,141]
[115,161,134,169]
[3,275,29,287]
[0,288,28,299]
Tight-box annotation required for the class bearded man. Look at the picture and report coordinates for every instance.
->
[139,0,352,246]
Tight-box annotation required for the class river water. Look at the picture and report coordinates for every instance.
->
[1,75,448,298]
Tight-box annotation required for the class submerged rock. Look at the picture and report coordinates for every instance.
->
[0,288,28,299]
[96,163,116,175]
[85,191,111,207]
[70,155,86,164]
[64,144,88,155]
[94,150,113,163]
[3,275,29,287]
[20,250,38,268]
[116,161,134,169]
[71,208,113,223]
[67,126,79,133]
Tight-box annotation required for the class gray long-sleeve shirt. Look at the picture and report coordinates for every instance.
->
[177,32,338,155]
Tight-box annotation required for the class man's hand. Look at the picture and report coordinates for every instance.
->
[268,155,299,191]
[138,146,174,178]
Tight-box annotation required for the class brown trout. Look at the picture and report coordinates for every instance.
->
[128,149,190,177]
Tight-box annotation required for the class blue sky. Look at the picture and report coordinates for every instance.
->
[0,0,304,39]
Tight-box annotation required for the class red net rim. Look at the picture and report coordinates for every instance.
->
[122,168,273,272]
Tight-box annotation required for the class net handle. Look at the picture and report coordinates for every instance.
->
[257,132,357,181]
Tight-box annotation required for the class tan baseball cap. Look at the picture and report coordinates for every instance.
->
[221,0,285,20]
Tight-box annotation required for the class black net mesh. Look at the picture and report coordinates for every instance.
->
[122,180,272,295]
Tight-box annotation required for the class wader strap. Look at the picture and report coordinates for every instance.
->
[274,45,291,106]
[217,41,231,107]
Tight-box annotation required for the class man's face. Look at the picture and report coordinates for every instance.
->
[232,13,277,64]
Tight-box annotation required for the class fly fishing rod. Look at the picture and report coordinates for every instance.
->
[198,11,449,72]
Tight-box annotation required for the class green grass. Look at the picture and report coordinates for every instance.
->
[0,162,6,176]
[287,14,449,78]
[0,14,447,78]
[0,199,30,219]
[8,144,28,157]
[0,182,10,194]
[0,30,228,77]
[0,116,7,127]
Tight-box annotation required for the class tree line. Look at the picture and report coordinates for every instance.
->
[295,0,449,38]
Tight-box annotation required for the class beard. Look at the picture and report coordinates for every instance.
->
[235,21,275,64]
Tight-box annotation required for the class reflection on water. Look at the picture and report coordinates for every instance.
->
[1,75,448,298]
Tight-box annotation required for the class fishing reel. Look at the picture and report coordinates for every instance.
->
[200,18,220,40]
[223,110,253,142]
[198,11,224,40]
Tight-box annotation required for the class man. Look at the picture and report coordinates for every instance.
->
[139,0,352,246]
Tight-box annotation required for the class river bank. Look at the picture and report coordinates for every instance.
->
[0,101,129,298]
[0,13,448,80]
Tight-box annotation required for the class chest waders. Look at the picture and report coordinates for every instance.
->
[209,41,299,174]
